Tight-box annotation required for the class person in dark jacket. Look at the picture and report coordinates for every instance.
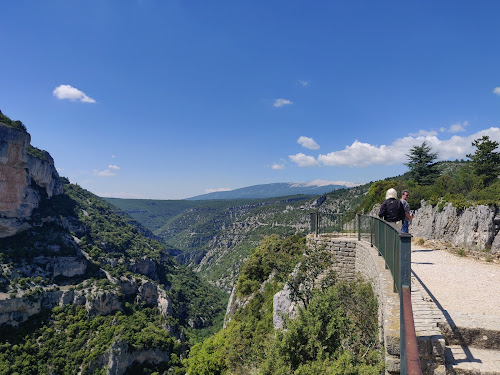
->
[378,188,405,224]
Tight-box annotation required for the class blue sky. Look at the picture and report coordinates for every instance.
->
[2,1,500,199]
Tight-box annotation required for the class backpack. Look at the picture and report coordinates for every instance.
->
[383,198,404,222]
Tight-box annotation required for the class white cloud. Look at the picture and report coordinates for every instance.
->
[298,80,310,87]
[93,169,116,177]
[272,162,285,170]
[205,187,232,193]
[438,121,469,133]
[289,153,320,167]
[273,98,293,107]
[53,84,96,103]
[312,127,500,167]
[297,136,320,150]
[448,121,469,133]
[108,164,120,170]
[409,129,438,137]
[493,87,500,95]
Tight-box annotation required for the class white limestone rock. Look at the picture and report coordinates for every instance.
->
[86,339,170,375]
[273,283,300,330]
[411,202,498,249]
[136,281,172,317]
[0,124,62,238]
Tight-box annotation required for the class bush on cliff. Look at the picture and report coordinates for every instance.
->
[184,235,383,375]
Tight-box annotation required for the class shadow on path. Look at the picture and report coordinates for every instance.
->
[411,269,481,364]
[411,262,434,265]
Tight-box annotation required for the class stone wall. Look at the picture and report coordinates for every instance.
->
[306,235,357,281]
[307,235,401,374]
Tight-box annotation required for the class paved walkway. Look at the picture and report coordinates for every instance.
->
[410,240,500,374]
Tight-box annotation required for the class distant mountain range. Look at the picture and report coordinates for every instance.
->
[187,180,359,200]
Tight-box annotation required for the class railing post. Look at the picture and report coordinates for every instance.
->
[357,214,361,241]
[400,234,411,288]
[400,232,416,375]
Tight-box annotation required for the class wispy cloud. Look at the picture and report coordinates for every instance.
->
[288,127,500,168]
[298,80,310,87]
[205,187,232,193]
[108,164,120,170]
[409,129,438,137]
[289,153,320,167]
[272,162,286,170]
[493,87,500,95]
[273,98,293,107]
[53,84,96,103]
[297,136,320,150]
[93,169,116,177]
[444,121,469,133]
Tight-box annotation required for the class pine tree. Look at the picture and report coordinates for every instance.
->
[405,141,440,185]
[466,135,500,186]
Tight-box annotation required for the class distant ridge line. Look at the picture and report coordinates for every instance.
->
[187,181,354,200]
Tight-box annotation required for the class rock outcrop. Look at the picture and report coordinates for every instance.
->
[86,339,170,375]
[136,281,173,317]
[0,123,62,238]
[411,202,500,251]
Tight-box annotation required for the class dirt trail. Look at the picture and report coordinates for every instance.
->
[411,242,500,317]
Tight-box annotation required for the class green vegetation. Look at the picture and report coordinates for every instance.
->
[358,136,500,212]
[185,235,383,374]
[405,141,440,185]
[261,279,383,375]
[0,178,228,373]
[27,145,49,161]
[236,234,304,297]
[106,195,314,290]
[0,304,183,375]
[467,135,500,187]
[0,111,26,131]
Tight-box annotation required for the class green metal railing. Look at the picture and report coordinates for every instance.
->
[357,215,412,293]
[310,213,422,375]
[309,212,357,236]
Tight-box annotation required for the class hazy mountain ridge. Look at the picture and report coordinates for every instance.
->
[186,181,351,200]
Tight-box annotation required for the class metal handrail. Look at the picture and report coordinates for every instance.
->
[310,213,422,375]
[357,214,421,375]
[309,211,357,236]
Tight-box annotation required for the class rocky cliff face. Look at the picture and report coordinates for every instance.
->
[411,201,500,253]
[0,124,62,238]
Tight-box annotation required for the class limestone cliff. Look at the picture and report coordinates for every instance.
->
[0,120,63,237]
[411,202,500,253]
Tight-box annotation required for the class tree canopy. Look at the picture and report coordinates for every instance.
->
[466,135,500,187]
[405,141,440,185]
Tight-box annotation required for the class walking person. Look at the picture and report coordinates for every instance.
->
[400,189,413,233]
[378,188,405,225]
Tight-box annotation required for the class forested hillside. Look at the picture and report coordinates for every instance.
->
[105,185,369,291]
[0,180,227,374]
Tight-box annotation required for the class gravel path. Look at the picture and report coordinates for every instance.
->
[411,242,500,317]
